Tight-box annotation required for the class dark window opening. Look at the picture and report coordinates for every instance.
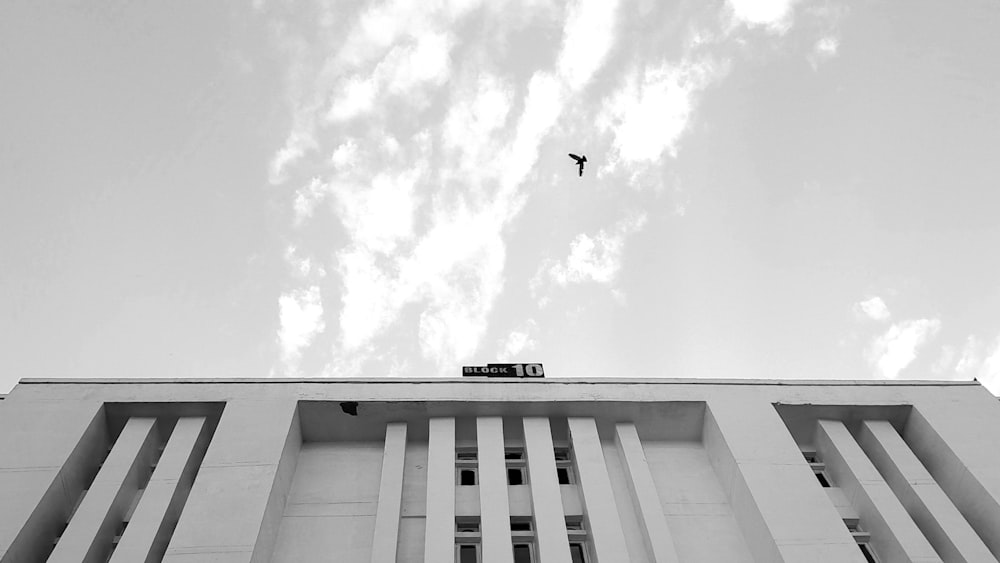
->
[510,520,532,532]
[508,468,524,485]
[570,543,587,563]
[557,467,571,485]
[513,544,532,563]
[461,470,477,486]
[505,451,523,460]
[459,544,478,563]
[859,544,877,563]
[565,518,584,531]
[815,472,831,487]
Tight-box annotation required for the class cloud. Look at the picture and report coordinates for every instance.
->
[326,76,378,122]
[292,177,327,225]
[269,129,316,185]
[727,0,799,33]
[557,0,621,91]
[808,36,840,69]
[866,318,941,379]
[599,57,726,171]
[265,0,840,378]
[277,286,325,375]
[980,337,1000,395]
[854,296,890,322]
[333,166,425,254]
[534,212,648,301]
[498,320,539,359]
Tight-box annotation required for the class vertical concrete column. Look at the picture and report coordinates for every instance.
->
[50,417,160,563]
[371,422,408,563]
[111,417,208,563]
[816,420,942,563]
[567,417,628,563]
[523,417,571,563]
[614,423,680,563]
[478,417,513,563]
[905,401,1000,559]
[858,421,996,562]
[424,417,455,563]
[163,400,300,563]
[0,399,104,563]
[704,400,863,562]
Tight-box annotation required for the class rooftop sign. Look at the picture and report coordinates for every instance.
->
[462,363,544,378]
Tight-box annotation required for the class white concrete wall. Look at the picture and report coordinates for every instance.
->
[644,441,752,562]
[270,442,383,562]
[163,399,300,563]
[0,399,105,562]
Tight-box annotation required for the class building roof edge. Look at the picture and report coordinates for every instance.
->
[13,377,979,386]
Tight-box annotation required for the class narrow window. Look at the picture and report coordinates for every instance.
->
[508,467,524,485]
[859,544,878,563]
[460,469,477,486]
[815,472,831,487]
[557,467,571,484]
[510,520,532,532]
[458,544,478,563]
[570,543,588,563]
[512,544,533,563]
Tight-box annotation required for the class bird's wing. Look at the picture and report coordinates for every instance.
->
[568,153,582,161]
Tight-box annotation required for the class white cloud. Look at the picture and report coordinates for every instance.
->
[326,75,378,122]
[336,248,401,351]
[867,318,941,379]
[334,167,424,254]
[269,129,316,185]
[854,296,890,322]
[536,212,648,296]
[292,177,328,225]
[600,58,725,169]
[498,319,539,359]
[277,286,325,375]
[980,337,1000,395]
[954,335,983,375]
[381,32,453,94]
[809,36,840,68]
[331,139,360,169]
[727,0,799,33]
[557,0,621,91]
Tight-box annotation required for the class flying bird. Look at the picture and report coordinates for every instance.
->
[568,153,587,177]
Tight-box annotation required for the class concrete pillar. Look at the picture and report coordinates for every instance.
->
[904,402,1000,559]
[614,422,680,563]
[163,400,300,563]
[858,421,996,563]
[424,417,455,563]
[704,400,863,562]
[478,417,513,563]
[371,422,408,563]
[110,417,209,563]
[567,417,628,563]
[816,419,942,563]
[0,400,104,563]
[50,417,160,563]
[523,417,571,563]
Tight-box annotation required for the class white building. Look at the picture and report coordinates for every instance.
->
[1,377,999,562]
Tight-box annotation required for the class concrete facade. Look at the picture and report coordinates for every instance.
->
[1,378,999,563]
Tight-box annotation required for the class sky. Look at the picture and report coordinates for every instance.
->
[1,0,999,395]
